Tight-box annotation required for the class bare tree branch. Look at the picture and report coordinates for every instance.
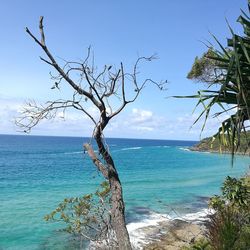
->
[16,98,97,132]
[39,16,45,46]
[26,18,101,108]
[20,17,167,249]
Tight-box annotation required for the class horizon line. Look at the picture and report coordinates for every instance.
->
[0,133,199,142]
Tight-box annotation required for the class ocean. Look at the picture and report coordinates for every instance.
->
[0,134,249,249]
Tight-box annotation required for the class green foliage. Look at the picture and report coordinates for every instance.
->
[187,49,219,83]
[181,238,212,250]
[185,2,250,249]
[44,181,111,241]
[209,195,226,211]
[185,1,250,155]
[222,176,249,208]
[192,131,250,154]
[208,207,245,250]
[183,174,250,250]
[209,175,250,212]
[207,174,250,250]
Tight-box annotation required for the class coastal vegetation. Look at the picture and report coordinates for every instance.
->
[183,174,250,250]
[208,175,250,249]
[185,1,250,249]
[191,131,250,154]
[144,174,250,249]
[186,1,250,156]
[44,181,111,244]
[16,17,165,249]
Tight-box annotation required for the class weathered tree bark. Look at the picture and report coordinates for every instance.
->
[93,122,132,250]
[109,175,131,250]
[83,119,131,249]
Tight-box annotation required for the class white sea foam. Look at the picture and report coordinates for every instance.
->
[64,151,83,155]
[179,147,191,151]
[127,212,171,249]
[175,208,214,222]
[88,208,213,249]
[121,147,142,151]
[88,213,169,249]
[126,208,213,249]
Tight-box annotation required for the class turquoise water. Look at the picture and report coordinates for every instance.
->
[0,135,249,249]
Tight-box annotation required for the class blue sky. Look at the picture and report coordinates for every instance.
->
[0,0,246,140]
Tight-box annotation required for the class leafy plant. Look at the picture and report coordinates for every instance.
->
[207,174,250,250]
[209,175,250,212]
[184,0,250,156]
[222,176,249,209]
[44,181,112,242]
[184,1,250,249]
[208,207,242,250]
[181,238,211,250]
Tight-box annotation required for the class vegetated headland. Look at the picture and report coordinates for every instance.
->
[190,132,250,155]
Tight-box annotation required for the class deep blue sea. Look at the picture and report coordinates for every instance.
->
[0,134,249,249]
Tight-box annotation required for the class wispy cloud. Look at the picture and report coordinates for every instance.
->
[0,96,96,136]
[0,95,224,140]
[0,95,23,134]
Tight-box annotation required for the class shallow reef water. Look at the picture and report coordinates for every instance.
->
[0,134,249,249]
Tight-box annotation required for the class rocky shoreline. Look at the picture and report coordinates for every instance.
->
[190,138,250,156]
[143,219,206,250]
[190,146,250,155]
[127,209,212,250]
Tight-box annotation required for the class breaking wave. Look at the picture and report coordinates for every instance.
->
[127,208,213,249]
[179,147,191,151]
[121,147,142,151]
[63,151,83,155]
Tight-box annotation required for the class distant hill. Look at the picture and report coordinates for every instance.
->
[190,132,250,155]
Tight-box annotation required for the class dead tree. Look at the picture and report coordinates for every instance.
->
[17,16,166,249]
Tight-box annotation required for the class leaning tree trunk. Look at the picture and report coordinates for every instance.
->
[109,173,131,250]
[94,124,132,250]
[24,15,162,250]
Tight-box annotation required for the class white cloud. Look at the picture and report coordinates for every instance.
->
[172,112,232,139]
[105,108,168,135]
[128,108,165,132]
[0,96,97,136]
[0,96,23,134]
[131,108,153,124]
[133,126,154,131]
[0,95,230,140]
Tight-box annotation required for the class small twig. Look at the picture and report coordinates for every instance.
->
[39,16,45,46]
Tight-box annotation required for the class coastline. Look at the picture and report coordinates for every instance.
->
[189,136,250,156]
[190,147,250,156]
[143,219,206,250]
[127,208,212,250]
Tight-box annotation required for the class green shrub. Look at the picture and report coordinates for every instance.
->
[208,207,242,250]
[44,181,111,241]
[207,175,250,250]
[181,238,211,250]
